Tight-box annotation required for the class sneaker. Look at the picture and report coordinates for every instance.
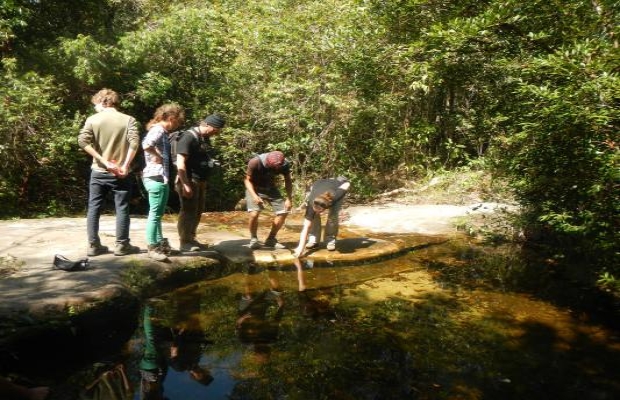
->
[159,238,180,256]
[148,244,169,262]
[87,241,108,257]
[305,237,317,249]
[114,241,140,256]
[180,242,201,252]
[249,237,261,250]
[264,237,286,250]
[180,239,208,252]
[326,239,336,251]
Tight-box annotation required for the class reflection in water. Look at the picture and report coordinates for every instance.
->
[235,266,284,364]
[139,305,167,400]
[137,253,620,400]
[17,242,619,400]
[138,304,213,400]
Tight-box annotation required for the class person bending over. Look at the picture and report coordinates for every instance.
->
[244,151,293,250]
[293,177,350,258]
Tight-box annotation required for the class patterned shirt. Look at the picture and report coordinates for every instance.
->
[142,124,170,183]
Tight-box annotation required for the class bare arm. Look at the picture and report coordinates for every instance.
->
[82,145,120,175]
[283,172,293,211]
[244,174,263,205]
[293,218,313,258]
[176,153,193,198]
[118,148,137,177]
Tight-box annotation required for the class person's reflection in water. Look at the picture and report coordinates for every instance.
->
[169,327,214,386]
[139,304,168,400]
[236,269,284,364]
[139,304,214,400]
[293,258,337,321]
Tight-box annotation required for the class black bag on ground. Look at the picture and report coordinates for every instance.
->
[53,254,89,271]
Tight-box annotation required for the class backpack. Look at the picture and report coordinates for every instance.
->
[168,129,187,166]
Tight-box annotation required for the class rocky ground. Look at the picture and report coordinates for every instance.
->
[0,171,518,347]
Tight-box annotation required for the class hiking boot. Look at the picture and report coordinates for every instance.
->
[114,241,140,256]
[305,235,318,249]
[87,241,108,257]
[264,237,286,250]
[249,237,261,250]
[326,238,336,251]
[148,244,169,262]
[159,238,180,256]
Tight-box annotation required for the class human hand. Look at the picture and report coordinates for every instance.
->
[182,183,193,198]
[284,198,292,212]
[116,164,129,178]
[105,159,120,176]
[293,246,304,258]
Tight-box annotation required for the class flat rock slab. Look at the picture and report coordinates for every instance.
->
[0,206,473,341]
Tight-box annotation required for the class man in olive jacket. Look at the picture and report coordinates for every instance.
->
[78,88,141,257]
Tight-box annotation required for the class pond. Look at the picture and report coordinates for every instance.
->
[7,236,620,399]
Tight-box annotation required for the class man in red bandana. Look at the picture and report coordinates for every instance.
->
[243,151,293,249]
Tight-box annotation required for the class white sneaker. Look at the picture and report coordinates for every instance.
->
[249,238,261,249]
[306,236,317,249]
[326,239,336,251]
[264,237,286,249]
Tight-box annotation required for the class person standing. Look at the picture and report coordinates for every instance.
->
[78,88,141,257]
[293,177,350,258]
[142,103,185,261]
[175,114,225,252]
[244,151,293,249]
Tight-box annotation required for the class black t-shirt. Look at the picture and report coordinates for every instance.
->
[176,128,213,181]
[304,178,348,220]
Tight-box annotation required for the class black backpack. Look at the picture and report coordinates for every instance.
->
[168,129,187,166]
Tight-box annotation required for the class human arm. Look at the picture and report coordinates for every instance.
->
[142,127,165,165]
[176,153,193,198]
[143,145,163,165]
[293,258,306,291]
[81,145,121,175]
[117,147,137,177]
[118,117,140,177]
[243,171,263,206]
[78,118,121,174]
[293,217,313,258]
[283,172,293,211]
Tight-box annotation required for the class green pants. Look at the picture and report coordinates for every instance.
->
[144,177,169,246]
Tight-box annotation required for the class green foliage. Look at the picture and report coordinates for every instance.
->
[498,38,619,268]
[0,0,30,50]
[0,0,617,274]
[0,58,86,217]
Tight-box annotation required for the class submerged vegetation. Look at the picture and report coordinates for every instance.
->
[0,2,617,285]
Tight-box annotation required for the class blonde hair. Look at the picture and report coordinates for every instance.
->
[146,103,185,130]
[91,88,120,107]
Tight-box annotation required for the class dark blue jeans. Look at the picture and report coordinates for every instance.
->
[86,170,132,245]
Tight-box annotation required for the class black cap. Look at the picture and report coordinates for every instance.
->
[203,114,226,128]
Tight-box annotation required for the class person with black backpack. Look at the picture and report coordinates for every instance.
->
[174,114,226,252]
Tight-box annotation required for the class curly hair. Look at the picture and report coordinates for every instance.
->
[91,88,120,108]
[146,103,185,130]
